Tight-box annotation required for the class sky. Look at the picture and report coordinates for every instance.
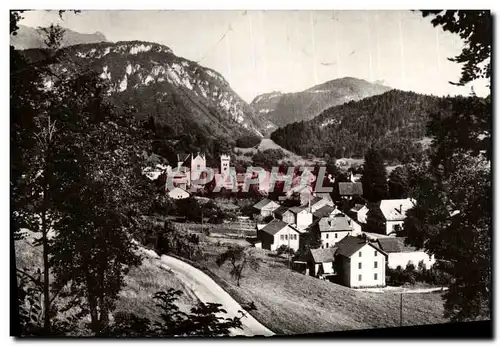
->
[20,10,490,103]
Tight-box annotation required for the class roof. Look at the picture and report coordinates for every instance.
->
[168,186,190,195]
[379,198,416,221]
[260,219,298,236]
[289,206,309,214]
[350,204,366,212]
[309,196,324,206]
[274,206,291,216]
[338,182,363,196]
[335,235,387,258]
[313,205,337,219]
[310,247,338,263]
[253,198,279,210]
[318,215,352,232]
[376,237,419,253]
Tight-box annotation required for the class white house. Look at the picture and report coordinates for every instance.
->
[316,214,354,248]
[253,198,280,217]
[308,247,337,279]
[257,219,301,251]
[350,204,369,224]
[289,206,314,230]
[273,206,295,224]
[308,196,335,213]
[335,236,388,288]
[379,198,416,235]
[313,205,342,220]
[376,237,436,269]
[167,186,190,200]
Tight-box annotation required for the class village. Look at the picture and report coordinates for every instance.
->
[144,151,437,290]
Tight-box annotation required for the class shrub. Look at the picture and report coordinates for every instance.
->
[236,135,261,148]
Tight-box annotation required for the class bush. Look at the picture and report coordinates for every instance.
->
[386,261,454,286]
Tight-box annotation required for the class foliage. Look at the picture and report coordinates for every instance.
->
[235,135,261,148]
[110,288,243,337]
[386,262,453,287]
[362,148,387,202]
[421,10,491,86]
[388,166,409,199]
[270,90,443,162]
[251,148,285,169]
[216,246,260,287]
[363,204,386,235]
[276,245,295,257]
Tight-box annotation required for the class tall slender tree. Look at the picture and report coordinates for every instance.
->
[362,147,387,202]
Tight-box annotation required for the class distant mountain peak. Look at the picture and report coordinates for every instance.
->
[252,77,392,127]
[11,25,108,50]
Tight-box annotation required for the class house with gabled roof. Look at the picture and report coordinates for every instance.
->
[379,198,416,235]
[308,247,338,278]
[312,205,341,220]
[334,235,388,288]
[273,206,295,224]
[307,196,335,213]
[315,214,354,248]
[349,204,369,224]
[253,198,280,217]
[376,237,435,269]
[257,219,301,251]
[289,206,314,230]
[338,182,363,200]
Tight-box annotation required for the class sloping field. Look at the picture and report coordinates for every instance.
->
[195,243,448,335]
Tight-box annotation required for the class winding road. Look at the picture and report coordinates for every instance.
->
[159,255,275,337]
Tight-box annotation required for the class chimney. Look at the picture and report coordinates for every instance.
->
[399,204,403,214]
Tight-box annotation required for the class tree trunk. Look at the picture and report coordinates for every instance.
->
[42,221,51,333]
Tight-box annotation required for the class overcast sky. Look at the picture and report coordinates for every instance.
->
[20,10,489,103]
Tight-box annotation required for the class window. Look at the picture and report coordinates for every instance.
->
[374,273,378,280]
[374,251,378,257]
[358,274,362,281]
[358,262,362,269]
[359,251,362,257]
[285,234,288,240]
[335,233,338,239]
[326,243,329,248]
[326,233,329,239]
[280,235,284,240]
[197,164,201,170]
[374,261,378,269]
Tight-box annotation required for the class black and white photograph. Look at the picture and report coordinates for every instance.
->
[9,6,492,339]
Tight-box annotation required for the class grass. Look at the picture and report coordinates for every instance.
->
[193,240,448,335]
[14,230,199,330]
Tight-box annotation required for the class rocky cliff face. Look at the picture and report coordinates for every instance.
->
[22,41,271,141]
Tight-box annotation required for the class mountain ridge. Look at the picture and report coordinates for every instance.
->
[20,40,273,163]
[11,24,108,50]
[251,77,392,127]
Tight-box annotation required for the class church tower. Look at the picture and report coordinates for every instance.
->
[220,154,231,178]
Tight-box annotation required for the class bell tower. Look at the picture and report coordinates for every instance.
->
[220,154,230,178]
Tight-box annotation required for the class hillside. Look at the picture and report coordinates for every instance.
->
[270,90,445,163]
[11,25,108,50]
[21,41,272,163]
[251,77,392,127]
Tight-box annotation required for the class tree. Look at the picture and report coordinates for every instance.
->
[363,204,386,235]
[362,147,388,202]
[388,166,409,199]
[11,22,69,334]
[400,12,492,322]
[110,289,243,337]
[421,11,491,86]
[216,246,260,287]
